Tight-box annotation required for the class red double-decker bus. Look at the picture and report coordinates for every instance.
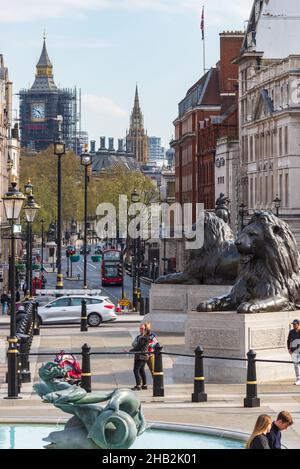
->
[101,249,123,286]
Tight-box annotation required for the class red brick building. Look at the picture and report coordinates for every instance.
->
[172,32,243,221]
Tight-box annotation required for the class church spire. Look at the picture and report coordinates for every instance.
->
[126,85,148,164]
[37,37,53,69]
[134,84,140,110]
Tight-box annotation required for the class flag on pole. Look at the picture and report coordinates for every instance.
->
[200,6,205,40]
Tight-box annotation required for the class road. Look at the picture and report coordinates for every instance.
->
[44,254,150,305]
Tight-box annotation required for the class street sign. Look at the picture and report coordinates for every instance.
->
[0,264,9,270]
[13,224,22,234]
[119,299,130,307]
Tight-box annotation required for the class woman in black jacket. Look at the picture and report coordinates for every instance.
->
[130,328,150,391]
[246,414,272,449]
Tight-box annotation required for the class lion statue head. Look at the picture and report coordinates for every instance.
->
[156,211,239,285]
[197,211,300,314]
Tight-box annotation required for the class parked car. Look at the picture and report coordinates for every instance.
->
[37,295,117,327]
[94,245,103,255]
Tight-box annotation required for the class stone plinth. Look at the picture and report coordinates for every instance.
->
[145,284,231,333]
[173,310,297,383]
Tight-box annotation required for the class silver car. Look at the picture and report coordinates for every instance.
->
[37,295,117,327]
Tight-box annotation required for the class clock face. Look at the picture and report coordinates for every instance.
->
[31,103,45,121]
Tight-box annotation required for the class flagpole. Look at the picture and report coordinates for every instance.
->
[201,5,206,76]
[203,31,206,75]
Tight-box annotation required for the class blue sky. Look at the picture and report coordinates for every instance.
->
[0,0,253,148]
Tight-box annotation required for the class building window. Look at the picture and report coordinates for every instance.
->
[255,177,258,206]
[297,83,300,102]
[271,174,274,202]
[284,126,288,155]
[285,173,289,207]
[250,136,253,162]
[250,177,253,208]
[279,128,282,156]
[279,173,283,202]
[260,176,263,203]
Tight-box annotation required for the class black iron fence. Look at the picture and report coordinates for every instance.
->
[14,342,297,408]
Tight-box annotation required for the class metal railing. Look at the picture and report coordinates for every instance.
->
[14,342,297,409]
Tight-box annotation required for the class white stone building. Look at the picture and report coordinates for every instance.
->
[215,136,240,233]
[0,55,20,286]
[235,0,300,243]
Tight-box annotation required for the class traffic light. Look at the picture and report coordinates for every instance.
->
[117,263,123,277]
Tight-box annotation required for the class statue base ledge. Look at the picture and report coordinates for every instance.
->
[172,310,298,384]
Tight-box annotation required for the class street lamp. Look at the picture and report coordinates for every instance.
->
[54,117,66,290]
[24,194,40,298]
[2,179,25,398]
[40,218,45,274]
[161,222,167,276]
[24,180,33,295]
[131,190,140,311]
[239,202,247,232]
[80,150,93,289]
[273,195,281,218]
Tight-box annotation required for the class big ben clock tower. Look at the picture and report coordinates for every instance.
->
[19,37,78,152]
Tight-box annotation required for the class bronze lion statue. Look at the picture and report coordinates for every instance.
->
[156,211,239,285]
[197,211,300,313]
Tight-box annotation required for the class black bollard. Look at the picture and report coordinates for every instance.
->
[80,299,88,332]
[152,344,164,397]
[244,349,260,408]
[18,334,31,383]
[81,343,92,392]
[191,346,207,402]
[140,298,145,316]
[145,297,149,315]
[33,302,40,336]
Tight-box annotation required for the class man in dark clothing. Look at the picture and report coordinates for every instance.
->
[267,411,294,449]
[287,319,300,384]
[1,291,9,315]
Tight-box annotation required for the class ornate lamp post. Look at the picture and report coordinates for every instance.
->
[24,194,40,297]
[24,180,33,295]
[273,195,281,218]
[54,117,66,290]
[131,190,139,311]
[80,150,93,289]
[239,202,247,233]
[2,179,25,398]
[40,218,45,273]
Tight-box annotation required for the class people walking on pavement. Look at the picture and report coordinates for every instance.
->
[287,319,300,384]
[129,324,150,391]
[267,411,294,449]
[6,291,11,315]
[144,322,159,376]
[15,290,21,303]
[1,290,9,315]
[246,414,272,449]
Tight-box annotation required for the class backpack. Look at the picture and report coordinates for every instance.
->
[54,351,82,383]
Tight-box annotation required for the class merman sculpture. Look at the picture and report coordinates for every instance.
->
[33,362,146,449]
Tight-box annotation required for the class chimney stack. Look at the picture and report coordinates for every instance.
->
[108,138,114,151]
[100,137,106,150]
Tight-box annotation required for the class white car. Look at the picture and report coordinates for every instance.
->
[37,295,117,327]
